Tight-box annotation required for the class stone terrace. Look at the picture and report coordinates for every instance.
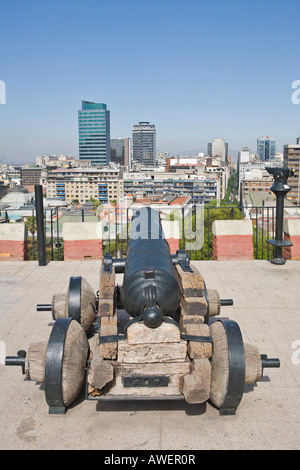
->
[0,260,299,450]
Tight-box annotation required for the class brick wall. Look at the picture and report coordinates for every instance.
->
[63,222,103,261]
[161,220,180,255]
[64,239,103,260]
[283,219,300,260]
[0,224,28,261]
[212,220,253,261]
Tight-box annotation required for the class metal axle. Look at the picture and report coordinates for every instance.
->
[37,304,52,311]
[5,350,27,374]
[220,299,234,306]
[260,354,280,369]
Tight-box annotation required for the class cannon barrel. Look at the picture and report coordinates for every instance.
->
[121,207,182,328]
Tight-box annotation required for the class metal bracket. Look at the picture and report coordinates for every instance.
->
[123,376,170,388]
[68,276,82,323]
[103,254,113,273]
[181,334,213,343]
[218,319,245,416]
[112,258,126,273]
[44,317,73,415]
[99,334,127,343]
[176,250,193,272]
[203,282,210,324]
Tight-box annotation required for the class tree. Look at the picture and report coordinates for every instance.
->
[25,216,37,235]
[89,197,102,210]
[223,169,239,204]
[178,204,243,260]
[253,228,273,260]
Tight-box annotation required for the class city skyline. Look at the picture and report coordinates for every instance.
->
[0,0,300,163]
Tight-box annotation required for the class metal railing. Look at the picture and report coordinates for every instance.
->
[0,206,96,261]
[101,205,300,261]
[1,204,300,262]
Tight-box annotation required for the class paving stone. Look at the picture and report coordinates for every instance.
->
[0,260,299,450]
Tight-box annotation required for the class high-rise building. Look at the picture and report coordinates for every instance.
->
[257,136,276,161]
[78,101,110,166]
[20,167,43,187]
[238,147,250,163]
[110,138,131,167]
[284,140,300,204]
[207,138,228,162]
[132,122,156,166]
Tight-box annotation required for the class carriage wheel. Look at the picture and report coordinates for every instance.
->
[44,317,89,414]
[51,276,97,334]
[209,319,245,415]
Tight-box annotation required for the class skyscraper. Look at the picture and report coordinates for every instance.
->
[207,138,228,162]
[110,137,131,166]
[238,147,250,163]
[257,136,276,161]
[132,122,156,166]
[78,101,110,166]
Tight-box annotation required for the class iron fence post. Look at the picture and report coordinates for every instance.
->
[34,185,46,266]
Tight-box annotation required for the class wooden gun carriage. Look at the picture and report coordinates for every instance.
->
[6,207,280,415]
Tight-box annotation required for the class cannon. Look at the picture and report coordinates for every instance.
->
[6,207,280,415]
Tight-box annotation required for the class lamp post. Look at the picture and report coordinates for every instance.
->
[266,166,295,265]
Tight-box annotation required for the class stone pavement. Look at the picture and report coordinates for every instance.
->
[0,260,299,450]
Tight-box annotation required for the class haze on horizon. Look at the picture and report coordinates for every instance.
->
[0,0,299,164]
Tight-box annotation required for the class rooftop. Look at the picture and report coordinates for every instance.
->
[132,194,190,208]
[0,259,299,450]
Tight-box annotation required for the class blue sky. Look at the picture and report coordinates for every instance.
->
[0,0,299,162]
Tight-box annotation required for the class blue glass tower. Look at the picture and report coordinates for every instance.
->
[257,136,276,161]
[78,101,111,166]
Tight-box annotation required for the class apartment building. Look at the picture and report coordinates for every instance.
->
[238,160,283,200]
[240,173,274,201]
[284,141,300,204]
[123,170,219,204]
[166,156,228,200]
[20,167,43,187]
[36,155,91,168]
[45,168,124,206]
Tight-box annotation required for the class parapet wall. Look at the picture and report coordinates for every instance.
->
[62,220,180,260]
[3,218,300,262]
[63,222,103,260]
[212,220,254,260]
[0,223,28,261]
[283,219,300,260]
